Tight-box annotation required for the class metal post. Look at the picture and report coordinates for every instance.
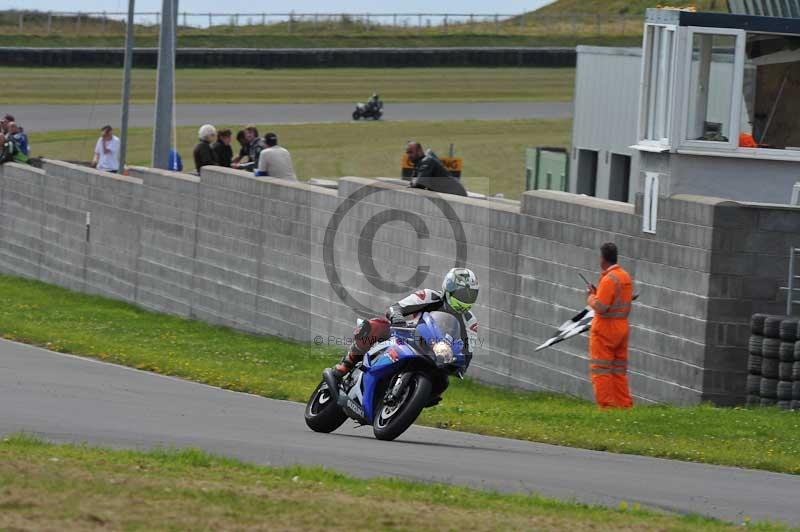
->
[18,12,23,32]
[47,12,52,34]
[119,0,136,172]
[208,13,212,27]
[102,11,107,33]
[76,13,81,32]
[393,14,397,26]
[495,14,499,34]
[152,0,178,169]
[788,248,795,316]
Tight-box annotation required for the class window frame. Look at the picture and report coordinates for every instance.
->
[677,26,746,152]
[637,23,679,150]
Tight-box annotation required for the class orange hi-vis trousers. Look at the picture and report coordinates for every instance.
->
[587,265,633,409]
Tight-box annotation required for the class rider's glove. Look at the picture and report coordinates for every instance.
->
[388,308,407,327]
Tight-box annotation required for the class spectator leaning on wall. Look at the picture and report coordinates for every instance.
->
[212,128,233,168]
[0,133,29,165]
[0,114,13,135]
[8,122,29,156]
[194,124,218,172]
[256,132,297,181]
[91,125,121,173]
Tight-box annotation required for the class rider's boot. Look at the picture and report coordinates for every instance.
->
[330,345,363,381]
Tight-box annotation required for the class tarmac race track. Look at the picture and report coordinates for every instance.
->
[2,339,799,526]
[6,102,573,132]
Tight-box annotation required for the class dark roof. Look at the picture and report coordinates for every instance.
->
[646,8,800,35]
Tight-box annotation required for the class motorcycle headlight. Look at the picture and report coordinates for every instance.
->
[432,341,454,365]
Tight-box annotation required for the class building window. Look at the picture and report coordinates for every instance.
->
[743,33,800,151]
[576,149,598,196]
[639,24,676,147]
[609,154,631,202]
[680,28,745,151]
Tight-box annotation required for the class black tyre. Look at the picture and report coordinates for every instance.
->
[751,314,767,335]
[762,338,781,359]
[746,394,760,407]
[764,316,784,339]
[352,111,360,120]
[794,341,800,362]
[779,362,794,381]
[373,372,432,441]
[748,335,763,356]
[747,354,763,375]
[794,381,800,400]
[762,358,779,379]
[780,318,799,342]
[746,374,762,395]
[761,377,779,398]
[760,397,777,407]
[778,381,793,401]
[791,400,800,411]
[780,342,795,362]
[793,361,800,381]
[778,400,793,410]
[305,380,348,433]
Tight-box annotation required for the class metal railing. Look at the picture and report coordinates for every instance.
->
[1,10,642,36]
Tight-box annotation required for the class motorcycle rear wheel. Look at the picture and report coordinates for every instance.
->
[372,372,432,441]
[305,380,348,433]
[352,111,360,120]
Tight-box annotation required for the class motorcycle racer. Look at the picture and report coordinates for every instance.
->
[331,268,479,380]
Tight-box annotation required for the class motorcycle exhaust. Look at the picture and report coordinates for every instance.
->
[322,368,340,402]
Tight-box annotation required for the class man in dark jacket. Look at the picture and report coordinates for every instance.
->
[405,141,466,196]
[211,129,233,168]
[245,125,267,171]
[193,124,218,172]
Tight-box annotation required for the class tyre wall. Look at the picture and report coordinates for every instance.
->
[1,160,798,406]
[0,47,576,68]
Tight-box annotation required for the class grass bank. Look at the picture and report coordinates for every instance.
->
[1,434,781,531]
[0,66,574,105]
[0,275,799,475]
[29,119,572,199]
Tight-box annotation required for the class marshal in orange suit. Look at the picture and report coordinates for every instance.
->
[586,243,634,409]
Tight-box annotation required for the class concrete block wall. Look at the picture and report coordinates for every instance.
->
[1,160,792,405]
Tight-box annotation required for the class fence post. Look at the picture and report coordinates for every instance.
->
[183,12,187,27]
[519,13,525,30]
[444,14,448,32]
[18,12,23,32]
[47,12,52,34]
[393,13,397,26]
[102,11,107,33]
[495,14,499,34]
[208,13,212,27]
[76,12,81,32]
[289,12,293,33]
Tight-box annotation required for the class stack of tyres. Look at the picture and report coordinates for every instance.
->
[748,314,798,409]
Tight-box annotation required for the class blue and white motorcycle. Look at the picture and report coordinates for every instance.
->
[305,311,466,441]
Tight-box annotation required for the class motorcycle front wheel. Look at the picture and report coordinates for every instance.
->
[372,372,432,441]
[352,110,360,120]
[305,380,348,433]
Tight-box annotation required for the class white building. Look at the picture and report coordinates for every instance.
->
[570,8,800,205]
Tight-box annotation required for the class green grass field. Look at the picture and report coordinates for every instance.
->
[1,434,784,531]
[29,119,572,199]
[1,274,799,475]
[0,67,575,104]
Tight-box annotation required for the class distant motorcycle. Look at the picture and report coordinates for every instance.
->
[352,100,383,120]
[305,311,466,441]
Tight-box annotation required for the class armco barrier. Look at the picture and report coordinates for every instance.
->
[2,160,800,406]
[0,46,576,68]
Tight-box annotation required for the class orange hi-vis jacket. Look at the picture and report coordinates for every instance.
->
[586,264,634,409]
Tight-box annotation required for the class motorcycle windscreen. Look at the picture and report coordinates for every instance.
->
[425,311,461,346]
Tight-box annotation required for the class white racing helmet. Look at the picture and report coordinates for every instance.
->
[442,268,479,314]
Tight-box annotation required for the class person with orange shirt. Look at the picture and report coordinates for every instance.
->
[586,243,634,409]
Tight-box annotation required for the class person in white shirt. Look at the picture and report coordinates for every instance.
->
[92,125,121,173]
[257,132,297,181]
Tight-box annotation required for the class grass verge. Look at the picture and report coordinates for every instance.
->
[29,119,572,199]
[0,434,788,531]
[0,275,799,474]
[0,67,575,105]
